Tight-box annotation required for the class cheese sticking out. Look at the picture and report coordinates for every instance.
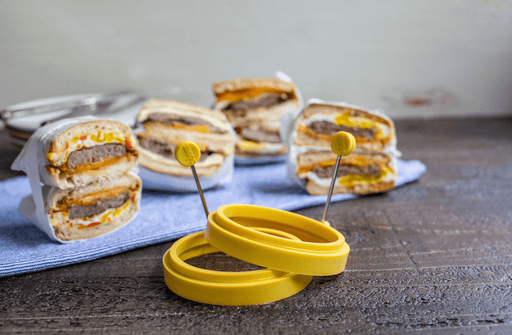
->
[216,87,293,102]
[334,113,384,139]
[47,131,130,167]
[338,166,392,187]
[237,140,265,152]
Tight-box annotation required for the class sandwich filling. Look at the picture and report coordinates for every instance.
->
[66,144,127,170]
[235,128,285,155]
[213,83,298,156]
[46,131,137,175]
[50,186,138,229]
[300,112,386,142]
[143,112,228,134]
[137,134,212,162]
[217,86,296,106]
[239,128,281,144]
[67,192,130,219]
[221,92,294,112]
[306,121,376,140]
[312,164,381,179]
[298,159,392,188]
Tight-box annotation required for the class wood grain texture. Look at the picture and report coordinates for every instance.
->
[1,117,512,334]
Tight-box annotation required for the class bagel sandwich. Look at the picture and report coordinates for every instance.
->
[292,101,396,152]
[42,120,138,189]
[284,99,400,195]
[292,149,396,195]
[135,99,235,180]
[46,173,142,241]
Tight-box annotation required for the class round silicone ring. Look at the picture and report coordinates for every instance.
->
[205,204,350,276]
[163,230,312,306]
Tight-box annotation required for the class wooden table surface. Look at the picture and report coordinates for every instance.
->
[1,116,512,334]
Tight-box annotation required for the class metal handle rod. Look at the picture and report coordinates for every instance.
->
[321,155,342,224]
[191,165,209,218]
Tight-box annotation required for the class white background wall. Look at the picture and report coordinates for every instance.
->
[1,0,512,119]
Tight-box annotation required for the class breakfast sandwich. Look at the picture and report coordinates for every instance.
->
[293,149,397,195]
[44,120,138,189]
[12,117,143,242]
[292,100,396,152]
[212,75,301,158]
[285,99,399,195]
[135,99,235,190]
[11,117,138,190]
[45,173,142,241]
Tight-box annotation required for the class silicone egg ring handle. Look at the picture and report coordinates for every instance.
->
[206,205,350,276]
[163,231,312,306]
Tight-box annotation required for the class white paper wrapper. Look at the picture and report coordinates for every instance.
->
[233,70,304,165]
[138,154,234,192]
[280,98,401,190]
[11,116,141,243]
[11,117,93,242]
[12,116,97,187]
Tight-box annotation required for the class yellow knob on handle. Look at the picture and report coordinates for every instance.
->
[175,140,201,167]
[331,131,356,157]
[321,131,356,224]
[175,140,209,218]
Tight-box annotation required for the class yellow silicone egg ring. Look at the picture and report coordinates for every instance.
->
[205,204,350,276]
[163,230,312,306]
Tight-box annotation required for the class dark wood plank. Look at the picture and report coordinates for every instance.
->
[1,116,512,334]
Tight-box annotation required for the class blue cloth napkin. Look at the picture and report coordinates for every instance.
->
[0,159,425,277]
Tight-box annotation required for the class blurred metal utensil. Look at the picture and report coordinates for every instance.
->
[0,87,182,123]
[40,87,182,126]
[0,89,132,121]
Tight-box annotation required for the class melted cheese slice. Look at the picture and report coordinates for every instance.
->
[55,186,131,212]
[76,201,132,229]
[50,192,134,228]
[58,155,128,173]
[297,156,374,175]
[216,87,290,102]
[337,166,392,187]
[334,113,384,139]
[237,139,266,152]
[236,139,284,154]
[155,122,211,133]
[47,131,131,166]
[298,160,392,187]
[137,133,209,152]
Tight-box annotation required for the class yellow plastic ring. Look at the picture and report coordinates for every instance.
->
[163,230,312,306]
[205,204,350,276]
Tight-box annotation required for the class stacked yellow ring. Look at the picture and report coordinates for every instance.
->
[163,205,350,305]
[163,229,313,306]
[206,204,350,276]
[163,137,352,306]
